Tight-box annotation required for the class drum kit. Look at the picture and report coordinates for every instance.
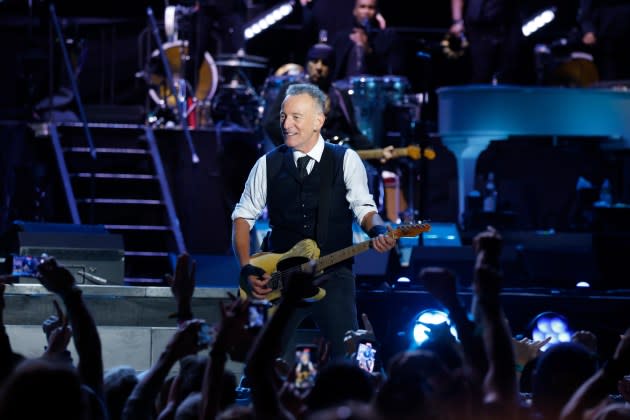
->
[142,44,270,129]
[140,7,426,139]
[333,74,423,146]
[141,5,269,131]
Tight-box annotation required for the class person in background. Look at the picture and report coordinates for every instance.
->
[577,0,630,81]
[331,0,405,80]
[449,0,524,84]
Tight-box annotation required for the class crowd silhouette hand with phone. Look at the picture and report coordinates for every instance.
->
[343,312,377,358]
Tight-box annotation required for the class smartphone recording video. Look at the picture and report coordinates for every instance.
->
[11,255,44,278]
[197,322,213,347]
[294,344,318,389]
[248,299,271,330]
[355,340,379,373]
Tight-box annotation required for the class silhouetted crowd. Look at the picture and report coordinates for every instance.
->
[1,226,630,419]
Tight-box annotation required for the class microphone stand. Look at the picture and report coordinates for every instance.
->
[147,7,200,164]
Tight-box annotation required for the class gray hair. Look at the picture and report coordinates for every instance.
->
[285,83,326,114]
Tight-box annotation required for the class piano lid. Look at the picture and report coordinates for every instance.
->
[437,84,630,147]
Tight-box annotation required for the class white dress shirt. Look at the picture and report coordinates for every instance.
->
[231,136,377,230]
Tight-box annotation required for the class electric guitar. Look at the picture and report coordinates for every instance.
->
[356,145,434,161]
[238,222,431,303]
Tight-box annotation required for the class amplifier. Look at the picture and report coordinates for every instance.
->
[14,224,124,286]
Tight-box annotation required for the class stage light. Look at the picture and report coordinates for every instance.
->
[576,281,590,288]
[522,7,556,37]
[244,1,295,41]
[411,309,458,347]
[530,312,571,351]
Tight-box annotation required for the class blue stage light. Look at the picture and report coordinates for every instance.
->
[411,309,458,347]
[530,312,571,351]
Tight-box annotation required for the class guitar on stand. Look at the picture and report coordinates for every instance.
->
[360,144,436,223]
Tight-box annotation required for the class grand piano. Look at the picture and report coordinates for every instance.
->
[436,85,630,222]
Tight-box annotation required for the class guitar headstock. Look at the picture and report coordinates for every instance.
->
[407,145,422,160]
[390,222,432,238]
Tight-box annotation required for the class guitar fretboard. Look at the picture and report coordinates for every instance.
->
[307,240,372,273]
[357,147,408,160]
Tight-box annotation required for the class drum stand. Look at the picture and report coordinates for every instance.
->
[398,94,432,223]
[147,7,199,163]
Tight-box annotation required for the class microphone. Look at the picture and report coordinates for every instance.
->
[361,18,372,34]
[77,270,108,285]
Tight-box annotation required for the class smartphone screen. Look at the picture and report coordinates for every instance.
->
[197,322,213,347]
[355,340,378,373]
[294,345,318,389]
[248,299,270,330]
[11,255,42,278]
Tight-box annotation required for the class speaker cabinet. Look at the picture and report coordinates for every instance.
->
[11,222,124,285]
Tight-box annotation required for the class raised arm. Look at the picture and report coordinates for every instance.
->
[246,269,321,419]
[122,319,206,420]
[0,282,23,384]
[420,266,488,386]
[37,258,104,398]
[472,227,518,417]
[560,328,630,420]
[199,297,250,420]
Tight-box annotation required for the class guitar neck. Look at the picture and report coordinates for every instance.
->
[300,240,372,273]
[357,147,409,160]
[294,223,428,274]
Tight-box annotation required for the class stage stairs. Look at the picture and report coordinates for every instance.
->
[45,122,185,285]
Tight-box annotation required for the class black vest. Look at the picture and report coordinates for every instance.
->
[265,143,354,264]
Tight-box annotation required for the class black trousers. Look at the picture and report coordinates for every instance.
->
[281,265,359,362]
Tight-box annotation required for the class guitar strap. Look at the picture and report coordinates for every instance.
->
[316,144,334,247]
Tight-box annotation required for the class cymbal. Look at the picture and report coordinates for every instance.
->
[275,63,304,76]
[217,52,268,64]
[215,58,267,69]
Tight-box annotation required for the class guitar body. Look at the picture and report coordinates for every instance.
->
[238,238,326,302]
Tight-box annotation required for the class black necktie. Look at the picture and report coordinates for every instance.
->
[297,155,311,180]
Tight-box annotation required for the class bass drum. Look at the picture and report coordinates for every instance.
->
[146,41,218,125]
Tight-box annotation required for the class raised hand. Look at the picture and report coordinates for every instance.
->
[166,319,208,361]
[512,335,551,368]
[45,323,72,354]
[216,294,254,363]
[43,307,72,359]
[473,226,502,266]
[420,266,459,308]
[344,313,378,358]
[165,253,196,305]
[42,300,65,338]
[36,257,77,297]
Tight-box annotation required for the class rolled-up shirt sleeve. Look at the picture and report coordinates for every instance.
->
[231,156,268,230]
[342,148,378,224]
